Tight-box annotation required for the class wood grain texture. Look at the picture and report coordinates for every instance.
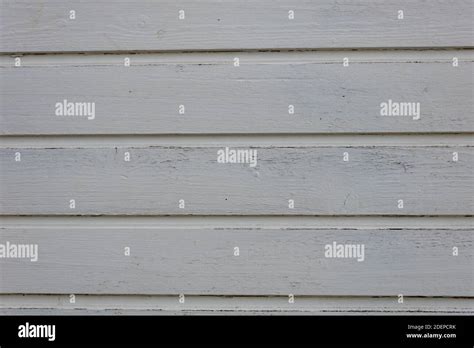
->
[0,146,472,215]
[0,146,474,215]
[1,54,473,135]
[0,0,472,53]
[0,0,472,316]
[0,228,472,296]
[1,295,473,315]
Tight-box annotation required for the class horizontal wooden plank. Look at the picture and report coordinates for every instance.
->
[1,52,473,135]
[0,0,472,53]
[1,295,473,315]
[1,146,472,215]
[0,228,471,295]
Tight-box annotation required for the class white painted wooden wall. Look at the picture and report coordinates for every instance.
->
[0,0,472,315]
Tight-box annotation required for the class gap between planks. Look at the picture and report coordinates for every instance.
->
[0,295,472,315]
[1,134,473,147]
[1,216,472,229]
[1,49,473,67]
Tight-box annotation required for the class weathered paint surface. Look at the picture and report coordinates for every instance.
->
[1,146,472,215]
[1,52,472,135]
[0,0,472,314]
[0,227,472,296]
[1,0,472,53]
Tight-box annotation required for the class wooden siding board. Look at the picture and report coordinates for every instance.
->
[0,0,472,53]
[0,146,472,215]
[0,228,472,296]
[1,57,472,135]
